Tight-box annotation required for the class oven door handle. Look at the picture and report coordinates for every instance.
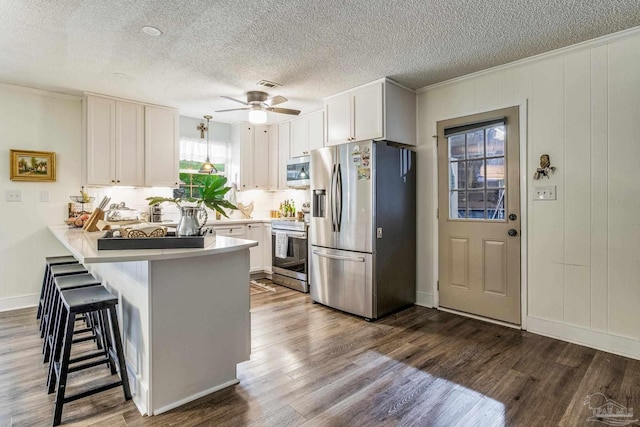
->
[272,231,307,239]
[312,250,365,263]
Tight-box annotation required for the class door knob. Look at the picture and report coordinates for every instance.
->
[508,229,518,237]
[509,213,517,221]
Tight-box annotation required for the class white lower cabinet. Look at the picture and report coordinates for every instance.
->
[247,223,263,273]
[213,225,246,238]
[212,222,272,274]
[263,224,272,274]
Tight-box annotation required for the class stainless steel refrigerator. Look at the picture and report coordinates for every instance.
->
[309,140,416,320]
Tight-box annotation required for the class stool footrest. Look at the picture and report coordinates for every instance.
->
[72,335,97,344]
[62,381,124,404]
[69,351,105,365]
[68,358,111,373]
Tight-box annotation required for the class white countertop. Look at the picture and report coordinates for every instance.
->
[48,225,258,264]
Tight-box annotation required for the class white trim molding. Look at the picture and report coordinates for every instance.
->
[415,291,433,308]
[0,293,38,312]
[527,316,640,361]
[152,379,240,416]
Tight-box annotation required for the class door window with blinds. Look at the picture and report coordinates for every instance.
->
[446,119,506,220]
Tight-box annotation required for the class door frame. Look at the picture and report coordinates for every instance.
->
[432,100,528,330]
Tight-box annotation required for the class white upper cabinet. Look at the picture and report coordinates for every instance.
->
[324,78,416,146]
[145,105,179,187]
[86,95,144,186]
[84,93,179,187]
[278,122,290,190]
[290,111,325,157]
[254,125,270,189]
[268,124,279,191]
[232,123,269,191]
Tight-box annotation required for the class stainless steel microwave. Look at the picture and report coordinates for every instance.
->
[286,156,310,188]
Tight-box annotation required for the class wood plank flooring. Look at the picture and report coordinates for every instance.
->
[1,283,639,426]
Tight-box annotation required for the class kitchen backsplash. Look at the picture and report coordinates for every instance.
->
[86,186,310,222]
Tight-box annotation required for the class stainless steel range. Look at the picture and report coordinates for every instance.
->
[271,219,308,293]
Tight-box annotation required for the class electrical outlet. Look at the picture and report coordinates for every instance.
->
[534,185,556,200]
[5,190,21,202]
[376,227,383,238]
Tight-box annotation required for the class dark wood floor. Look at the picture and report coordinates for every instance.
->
[1,284,639,426]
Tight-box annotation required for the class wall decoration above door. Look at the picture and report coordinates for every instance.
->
[9,149,56,182]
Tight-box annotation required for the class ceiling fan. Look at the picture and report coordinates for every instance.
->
[215,91,300,124]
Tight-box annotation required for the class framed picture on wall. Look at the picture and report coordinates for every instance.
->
[9,149,56,182]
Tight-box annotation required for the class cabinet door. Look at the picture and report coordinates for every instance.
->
[325,92,351,146]
[115,101,144,186]
[353,82,383,142]
[213,225,246,238]
[239,124,255,190]
[247,223,263,272]
[278,122,290,190]
[145,106,179,187]
[86,95,116,185]
[253,125,269,189]
[290,117,309,157]
[263,224,272,274]
[308,111,324,152]
[268,125,279,190]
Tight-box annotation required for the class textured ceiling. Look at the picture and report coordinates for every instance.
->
[1,0,639,123]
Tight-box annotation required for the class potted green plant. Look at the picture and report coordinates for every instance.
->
[146,175,238,236]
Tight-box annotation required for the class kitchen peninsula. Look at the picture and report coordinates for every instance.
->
[48,225,258,416]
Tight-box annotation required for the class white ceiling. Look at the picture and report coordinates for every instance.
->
[2,1,639,124]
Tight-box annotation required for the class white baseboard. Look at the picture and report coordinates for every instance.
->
[0,293,38,312]
[527,316,640,361]
[415,291,433,308]
[152,378,240,415]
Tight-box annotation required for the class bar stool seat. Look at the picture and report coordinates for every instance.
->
[40,264,88,339]
[37,256,78,320]
[50,285,131,426]
[43,273,102,364]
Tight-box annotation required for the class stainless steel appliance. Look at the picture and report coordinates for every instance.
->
[286,156,310,188]
[271,219,308,292]
[310,141,416,320]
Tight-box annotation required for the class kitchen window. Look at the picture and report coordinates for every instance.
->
[178,117,231,197]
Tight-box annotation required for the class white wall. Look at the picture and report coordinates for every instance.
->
[417,28,640,359]
[0,84,82,310]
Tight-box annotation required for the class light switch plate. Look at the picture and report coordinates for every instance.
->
[534,185,556,200]
[40,191,49,202]
[5,190,21,202]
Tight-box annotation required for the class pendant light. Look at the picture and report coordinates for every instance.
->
[198,115,217,174]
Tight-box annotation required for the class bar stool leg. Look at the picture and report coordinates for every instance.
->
[36,267,49,320]
[47,304,67,394]
[108,306,132,400]
[97,309,116,375]
[52,313,76,426]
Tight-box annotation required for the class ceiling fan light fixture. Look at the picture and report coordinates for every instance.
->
[248,109,267,124]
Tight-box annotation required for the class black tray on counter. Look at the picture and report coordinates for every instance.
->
[97,231,205,250]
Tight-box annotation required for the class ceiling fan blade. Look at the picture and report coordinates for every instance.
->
[221,95,248,106]
[267,107,301,115]
[264,95,287,107]
[215,108,250,112]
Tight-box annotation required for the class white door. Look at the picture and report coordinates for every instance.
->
[278,122,290,189]
[247,223,263,272]
[145,106,179,187]
[115,101,144,186]
[86,95,116,185]
[352,82,383,142]
[325,92,351,146]
[290,116,309,157]
[239,124,254,190]
[268,124,279,190]
[253,125,269,189]
[437,106,521,325]
[308,111,325,152]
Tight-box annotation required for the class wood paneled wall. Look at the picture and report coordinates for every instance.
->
[417,28,640,358]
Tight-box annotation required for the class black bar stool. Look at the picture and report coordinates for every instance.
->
[39,264,88,339]
[49,285,131,426]
[43,273,103,364]
[37,256,78,320]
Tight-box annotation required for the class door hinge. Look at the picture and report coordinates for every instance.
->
[437,280,440,291]
[436,208,439,219]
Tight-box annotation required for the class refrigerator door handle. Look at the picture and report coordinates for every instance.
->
[312,250,365,263]
[330,164,336,232]
[336,163,343,232]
